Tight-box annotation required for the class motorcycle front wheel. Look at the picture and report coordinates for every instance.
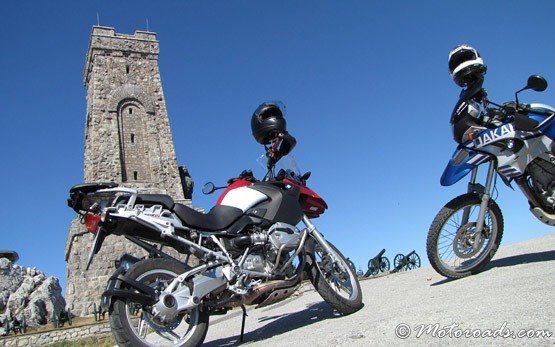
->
[110,258,209,347]
[426,193,504,279]
[306,240,363,315]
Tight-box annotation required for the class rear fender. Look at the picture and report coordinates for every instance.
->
[440,146,491,186]
[101,256,153,311]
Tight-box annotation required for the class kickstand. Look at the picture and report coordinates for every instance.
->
[240,304,248,343]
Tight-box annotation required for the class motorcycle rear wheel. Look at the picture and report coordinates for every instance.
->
[307,241,363,315]
[110,258,209,347]
[426,193,504,279]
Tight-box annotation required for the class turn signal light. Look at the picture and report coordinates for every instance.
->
[84,213,101,234]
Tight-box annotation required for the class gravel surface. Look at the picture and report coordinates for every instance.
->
[202,233,555,346]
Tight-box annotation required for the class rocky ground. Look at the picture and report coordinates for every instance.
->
[200,233,555,346]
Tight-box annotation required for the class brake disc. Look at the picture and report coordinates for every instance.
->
[453,222,486,259]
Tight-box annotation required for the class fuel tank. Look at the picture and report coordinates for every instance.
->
[217,180,303,226]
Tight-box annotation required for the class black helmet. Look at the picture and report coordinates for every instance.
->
[251,101,287,144]
[448,45,487,87]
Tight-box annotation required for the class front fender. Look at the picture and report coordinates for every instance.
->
[440,146,491,186]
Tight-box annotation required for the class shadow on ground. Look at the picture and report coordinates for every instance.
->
[203,301,337,346]
[430,250,555,286]
[486,250,555,269]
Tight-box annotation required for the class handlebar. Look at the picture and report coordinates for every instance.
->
[484,102,554,129]
[227,169,256,184]
[523,105,553,116]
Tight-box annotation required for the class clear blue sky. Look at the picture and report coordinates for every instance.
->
[1,1,554,290]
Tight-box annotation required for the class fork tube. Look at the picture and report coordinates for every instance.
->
[474,162,496,234]
[461,167,479,225]
[468,167,478,187]
[302,215,335,256]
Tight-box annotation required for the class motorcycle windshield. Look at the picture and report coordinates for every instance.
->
[258,153,301,178]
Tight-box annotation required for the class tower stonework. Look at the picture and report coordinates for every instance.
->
[65,26,191,316]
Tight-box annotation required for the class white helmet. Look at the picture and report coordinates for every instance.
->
[448,45,487,87]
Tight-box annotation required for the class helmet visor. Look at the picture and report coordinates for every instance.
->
[449,49,478,74]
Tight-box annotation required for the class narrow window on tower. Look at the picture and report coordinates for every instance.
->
[129,107,133,114]
[126,65,130,74]
[130,133,135,143]
[134,171,138,180]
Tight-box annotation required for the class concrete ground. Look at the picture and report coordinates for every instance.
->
[202,233,555,346]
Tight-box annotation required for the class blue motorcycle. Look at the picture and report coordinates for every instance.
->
[426,74,555,278]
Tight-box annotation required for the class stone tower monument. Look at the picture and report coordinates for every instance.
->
[65,26,191,316]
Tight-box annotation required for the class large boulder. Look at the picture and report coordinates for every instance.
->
[24,277,66,325]
[26,299,47,325]
[6,277,35,311]
[0,257,66,328]
[0,258,25,311]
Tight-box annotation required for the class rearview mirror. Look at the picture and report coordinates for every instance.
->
[527,75,548,92]
[202,182,216,195]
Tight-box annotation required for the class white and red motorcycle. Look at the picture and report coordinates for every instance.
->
[67,102,362,347]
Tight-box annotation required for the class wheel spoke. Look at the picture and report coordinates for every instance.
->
[138,315,149,338]
[155,330,180,342]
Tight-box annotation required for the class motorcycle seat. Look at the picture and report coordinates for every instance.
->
[135,194,175,210]
[173,203,243,231]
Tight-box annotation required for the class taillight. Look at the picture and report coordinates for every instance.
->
[84,213,101,233]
